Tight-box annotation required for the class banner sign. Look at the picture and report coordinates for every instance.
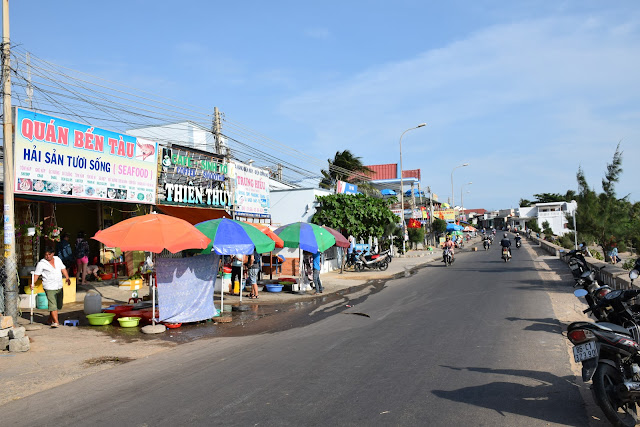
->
[233,162,270,218]
[436,209,456,221]
[14,108,157,204]
[157,145,231,208]
[336,180,358,194]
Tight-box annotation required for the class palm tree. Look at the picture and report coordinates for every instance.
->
[320,150,373,190]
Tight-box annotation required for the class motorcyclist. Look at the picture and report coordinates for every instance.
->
[483,234,491,247]
[500,233,512,258]
[514,233,522,248]
[443,236,455,262]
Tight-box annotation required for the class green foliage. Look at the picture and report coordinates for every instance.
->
[558,232,576,249]
[519,198,533,207]
[527,218,541,233]
[542,221,554,241]
[320,150,373,190]
[311,193,399,239]
[408,227,425,245]
[622,258,636,271]
[592,251,604,261]
[432,218,447,235]
[573,143,630,259]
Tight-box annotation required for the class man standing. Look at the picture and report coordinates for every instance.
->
[313,251,323,294]
[32,247,72,328]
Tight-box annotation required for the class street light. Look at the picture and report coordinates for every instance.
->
[461,182,472,217]
[399,123,427,255]
[450,162,469,210]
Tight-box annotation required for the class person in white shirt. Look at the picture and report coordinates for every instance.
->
[32,247,71,328]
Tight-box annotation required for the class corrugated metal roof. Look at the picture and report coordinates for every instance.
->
[364,163,397,180]
[402,169,421,180]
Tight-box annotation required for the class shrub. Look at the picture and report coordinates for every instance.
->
[592,251,604,261]
[622,258,636,271]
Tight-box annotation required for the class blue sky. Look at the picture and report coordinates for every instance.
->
[5,0,640,210]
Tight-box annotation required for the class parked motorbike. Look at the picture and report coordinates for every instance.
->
[501,247,511,262]
[442,248,453,266]
[568,288,640,426]
[354,252,389,272]
[568,248,590,280]
[376,249,393,264]
[575,266,611,321]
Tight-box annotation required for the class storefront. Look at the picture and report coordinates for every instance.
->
[10,107,158,277]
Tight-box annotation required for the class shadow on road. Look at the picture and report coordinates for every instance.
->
[505,316,570,334]
[433,365,589,426]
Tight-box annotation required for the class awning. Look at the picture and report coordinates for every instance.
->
[155,205,230,225]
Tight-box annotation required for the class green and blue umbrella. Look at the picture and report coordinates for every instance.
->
[195,218,276,255]
[274,222,336,253]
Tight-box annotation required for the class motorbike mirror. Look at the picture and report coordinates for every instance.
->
[574,289,588,298]
[630,269,639,281]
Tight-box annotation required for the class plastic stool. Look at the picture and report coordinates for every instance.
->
[128,298,142,304]
[63,319,79,326]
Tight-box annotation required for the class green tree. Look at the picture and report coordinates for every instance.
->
[572,143,630,259]
[311,193,399,240]
[533,193,565,203]
[320,150,373,190]
[432,218,447,235]
[408,227,425,249]
[528,218,541,233]
[519,198,533,207]
[542,220,554,241]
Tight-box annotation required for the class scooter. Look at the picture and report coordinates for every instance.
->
[354,252,389,272]
[442,248,453,266]
[568,288,640,427]
[515,238,521,249]
[502,247,511,262]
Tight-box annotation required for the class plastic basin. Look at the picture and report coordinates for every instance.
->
[100,273,114,280]
[164,322,182,329]
[87,312,116,326]
[102,305,134,319]
[265,284,283,293]
[117,317,141,328]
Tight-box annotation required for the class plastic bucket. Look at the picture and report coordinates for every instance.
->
[36,292,48,309]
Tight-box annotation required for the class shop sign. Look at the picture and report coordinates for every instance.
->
[14,108,157,204]
[336,180,358,194]
[158,146,231,208]
[233,162,270,218]
[435,209,456,221]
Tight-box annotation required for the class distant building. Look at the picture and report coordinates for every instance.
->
[514,201,577,235]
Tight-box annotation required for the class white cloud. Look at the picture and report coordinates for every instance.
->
[280,12,640,207]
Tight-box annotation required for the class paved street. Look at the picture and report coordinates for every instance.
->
[1,239,601,426]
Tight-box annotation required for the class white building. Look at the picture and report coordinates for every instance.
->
[514,201,577,236]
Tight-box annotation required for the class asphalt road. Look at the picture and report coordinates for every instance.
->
[2,240,590,426]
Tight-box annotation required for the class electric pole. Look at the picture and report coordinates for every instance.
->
[2,0,18,321]
[212,106,222,155]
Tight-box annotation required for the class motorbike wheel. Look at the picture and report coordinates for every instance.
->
[378,261,388,271]
[593,363,639,427]
[355,263,363,272]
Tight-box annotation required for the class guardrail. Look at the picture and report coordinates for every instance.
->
[526,233,634,290]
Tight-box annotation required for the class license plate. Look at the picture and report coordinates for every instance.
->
[573,341,598,363]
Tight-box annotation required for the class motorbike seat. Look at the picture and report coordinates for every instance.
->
[594,321,633,335]
[371,254,379,260]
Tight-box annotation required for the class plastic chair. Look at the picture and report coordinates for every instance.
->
[63,319,79,326]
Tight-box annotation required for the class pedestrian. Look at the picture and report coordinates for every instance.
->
[609,245,622,264]
[75,231,90,286]
[32,247,72,328]
[347,234,355,265]
[55,232,74,271]
[313,251,323,294]
[246,249,261,299]
[230,254,244,295]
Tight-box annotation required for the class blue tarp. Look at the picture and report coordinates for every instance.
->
[446,223,463,231]
[157,253,219,323]
[381,189,396,196]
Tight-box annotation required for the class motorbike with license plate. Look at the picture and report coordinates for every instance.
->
[515,237,522,248]
[442,247,453,266]
[568,288,640,427]
[483,238,491,250]
[502,247,511,262]
[354,252,389,272]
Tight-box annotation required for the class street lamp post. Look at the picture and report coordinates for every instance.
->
[450,162,469,214]
[399,123,426,255]
[461,182,472,218]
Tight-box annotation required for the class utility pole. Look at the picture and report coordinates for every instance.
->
[2,0,18,322]
[212,107,222,154]
[428,186,433,245]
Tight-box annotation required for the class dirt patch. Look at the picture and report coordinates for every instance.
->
[83,356,135,366]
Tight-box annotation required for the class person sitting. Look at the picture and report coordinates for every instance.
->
[500,233,512,257]
[609,245,622,264]
[442,236,455,262]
